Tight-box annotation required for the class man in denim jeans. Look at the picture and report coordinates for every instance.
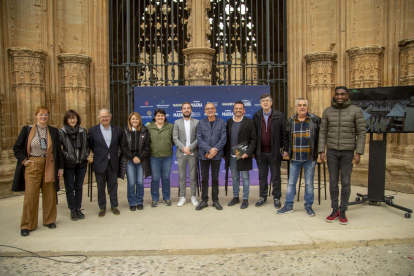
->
[277,98,321,216]
[224,101,257,209]
[319,86,366,225]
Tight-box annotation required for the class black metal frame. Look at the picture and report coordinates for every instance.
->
[109,0,288,127]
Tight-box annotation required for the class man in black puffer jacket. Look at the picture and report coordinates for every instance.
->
[319,86,366,225]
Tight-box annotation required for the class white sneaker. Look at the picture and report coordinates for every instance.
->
[191,196,199,206]
[177,197,186,207]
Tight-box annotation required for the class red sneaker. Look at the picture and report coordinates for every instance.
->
[326,209,339,222]
[339,209,348,225]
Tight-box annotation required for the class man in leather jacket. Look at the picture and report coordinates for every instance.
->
[277,98,321,216]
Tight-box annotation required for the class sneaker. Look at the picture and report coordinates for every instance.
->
[274,198,282,209]
[212,201,223,210]
[177,197,186,207]
[70,210,79,221]
[163,200,172,206]
[196,201,208,210]
[137,205,144,210]
[76,209,85,219]
[228,197,240,206]
[111,207,120,215]
[277,206,294,215]
[240,199,249,209]
[339,208,348,225]
[255,197,267,207]
[98,209,106,217]
[305,206,315,217]
[151,201,158,207]
[191,196,199,206]
[326,209,339,222]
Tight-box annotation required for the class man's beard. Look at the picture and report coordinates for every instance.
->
[183,113,191,118]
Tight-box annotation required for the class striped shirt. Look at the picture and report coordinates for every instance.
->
[292,115,311,161]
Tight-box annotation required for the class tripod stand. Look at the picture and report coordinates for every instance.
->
[348,133,413,218]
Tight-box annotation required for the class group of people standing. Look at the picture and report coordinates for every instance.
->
[13,86,366,237]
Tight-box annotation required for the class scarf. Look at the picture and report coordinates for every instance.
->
[64,124,83,149]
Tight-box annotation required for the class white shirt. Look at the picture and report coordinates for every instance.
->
[183,119,193,155]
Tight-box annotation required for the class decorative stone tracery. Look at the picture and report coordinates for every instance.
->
[8,48,48,130]
[398,37,414,86]
[304,51,337,117]
[346,45,385,88]
[57,53,92,126]
[183,48,215,86]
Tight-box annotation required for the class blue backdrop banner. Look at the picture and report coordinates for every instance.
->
[134,85,270,188]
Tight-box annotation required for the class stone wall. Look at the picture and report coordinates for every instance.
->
[287,0,414,193]
[0,0,109,197]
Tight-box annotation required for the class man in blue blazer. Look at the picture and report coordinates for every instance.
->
[196,103,227,211]
[88,108,122,217]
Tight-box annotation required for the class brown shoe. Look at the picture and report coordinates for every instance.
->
[98,209,106,217]
[111,207,120,215]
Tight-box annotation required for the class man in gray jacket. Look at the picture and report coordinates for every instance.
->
[319,86,366,225]
[173,102,199,207]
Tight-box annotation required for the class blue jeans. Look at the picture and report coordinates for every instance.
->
[285,159,316,208]
[229,156,250,200]
[63,164,87,210]
[126,160,144,206]
[150,155,173,202]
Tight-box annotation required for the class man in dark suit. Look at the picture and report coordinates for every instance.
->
[224,101,257,209]
[88,108,122,217]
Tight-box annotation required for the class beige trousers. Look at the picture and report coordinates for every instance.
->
[21,156,57,230]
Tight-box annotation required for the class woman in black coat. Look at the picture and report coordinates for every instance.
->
[59,110,90,221]
[118,112,151,211]
[12,106,64,237]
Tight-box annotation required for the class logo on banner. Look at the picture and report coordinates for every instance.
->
[222,102,234,106]
[191,112,201,118]
[222,110,234,117]
[173,112,183,117]
[191,101,203,108]
[147,111,152,116]
[156,100,170,108]
[145,101,149,106]
[242,99,253,106]
[173,104,182,107]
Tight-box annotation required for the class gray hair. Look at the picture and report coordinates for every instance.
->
[295,98,308,107]
[98,108,112,118]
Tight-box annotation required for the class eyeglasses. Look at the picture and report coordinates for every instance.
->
[260,99,271,103]
[99,116,111,119]
[205,107,215,111]
[38,114,49,117]
[68,117,77,121]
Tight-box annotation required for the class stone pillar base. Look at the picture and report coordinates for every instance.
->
[183,47,215,86]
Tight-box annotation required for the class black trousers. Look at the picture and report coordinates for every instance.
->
[95,160,118,210]
[200,159,221,202]
[257,152,282,199]
[326,149,354,210]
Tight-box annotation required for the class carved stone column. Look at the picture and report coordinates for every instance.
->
[346,45,385,88]
[398,37,414,86]
[8,48,48,130]
[57,54,92,126]
[183,0,215,85]
[304,51,337,117]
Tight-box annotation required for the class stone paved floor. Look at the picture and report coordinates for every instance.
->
[1,244,413,275]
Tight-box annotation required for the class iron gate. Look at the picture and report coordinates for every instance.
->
[109,0,287,127]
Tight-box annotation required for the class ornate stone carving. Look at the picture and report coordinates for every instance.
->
[304,51,337,116]
[398,37,414,86]
[346,45,385,88]
[57,53,92,126]
[8,48,48,129]
[183,48,215,85]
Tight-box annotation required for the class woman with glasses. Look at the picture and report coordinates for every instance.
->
[59,110,90,221]
[12,106,64,237]
[147,109,174,207]
[118,112,151,211]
